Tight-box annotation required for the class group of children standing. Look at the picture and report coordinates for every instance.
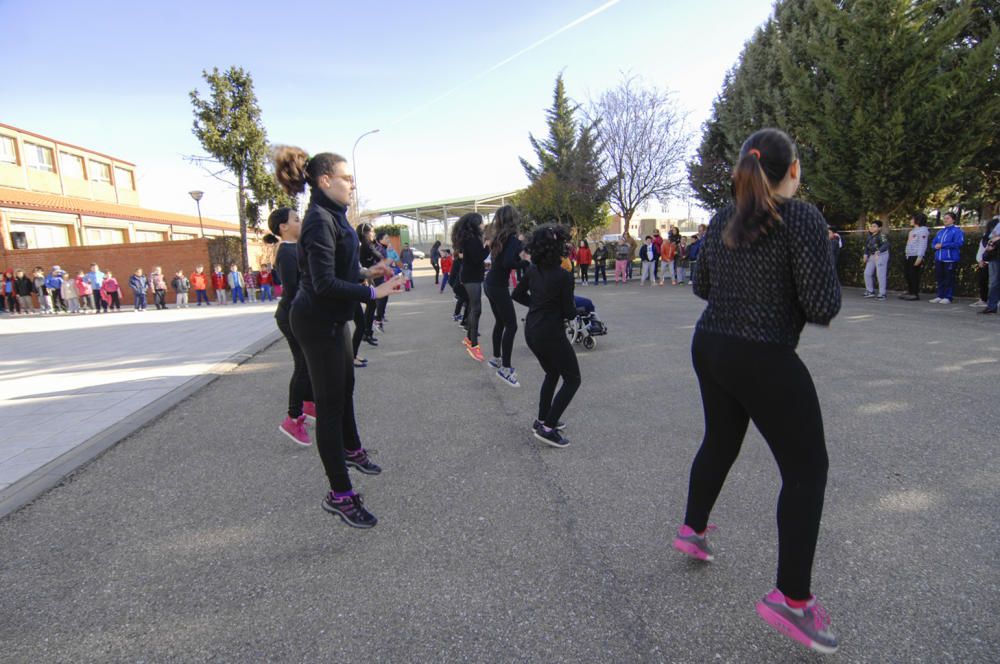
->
[0,262,279,315]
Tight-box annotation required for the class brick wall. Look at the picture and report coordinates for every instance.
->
[0,239,215,305]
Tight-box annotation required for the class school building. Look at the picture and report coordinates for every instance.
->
[0,122,241,251]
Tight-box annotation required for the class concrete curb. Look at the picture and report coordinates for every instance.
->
[0,329,283,520]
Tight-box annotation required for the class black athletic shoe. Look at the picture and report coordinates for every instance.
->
[980,308,997,315]
[363,334,379,346]
[533,427,570,449]
[322,493,377,528]
[345,449,382,475]
[532,419,566,432]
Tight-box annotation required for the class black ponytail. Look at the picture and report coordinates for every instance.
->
[725,128,797,249]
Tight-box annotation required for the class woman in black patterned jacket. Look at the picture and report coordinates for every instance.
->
[672,129,842,655]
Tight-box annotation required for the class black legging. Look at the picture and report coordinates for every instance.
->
[903,256,923,296]
[485,284,517,368]
[525,325,581,428]
[579,265,589,284]
[464,282,483,345]
[432,261,440,284]
[685,330,828,601]
[291,315,362,494]
[277,317,313,418]
[364,276,382,335]
[352,302,365,357]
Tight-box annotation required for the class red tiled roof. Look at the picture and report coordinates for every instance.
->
[0,186,240,231]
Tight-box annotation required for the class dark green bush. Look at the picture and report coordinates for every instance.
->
[836,227,984,296]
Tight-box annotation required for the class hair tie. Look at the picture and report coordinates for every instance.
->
[749,148,762,160]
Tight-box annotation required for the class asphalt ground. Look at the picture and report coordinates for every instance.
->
[1,267,997,663]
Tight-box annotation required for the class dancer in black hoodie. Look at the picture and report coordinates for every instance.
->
[484,205,525,387]
[512,224,579,449]
[273,146,404,528]
[452,213,489,362]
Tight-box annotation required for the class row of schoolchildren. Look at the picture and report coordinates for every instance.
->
[0,263,280,315]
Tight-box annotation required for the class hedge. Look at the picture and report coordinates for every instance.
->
[836,226,984,297]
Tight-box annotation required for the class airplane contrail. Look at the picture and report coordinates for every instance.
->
[388,0,625,127]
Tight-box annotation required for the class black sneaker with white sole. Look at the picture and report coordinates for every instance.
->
[532,418,566,432]
[345,449,382,475]
[533,426,570,449]
[322,493,378,528]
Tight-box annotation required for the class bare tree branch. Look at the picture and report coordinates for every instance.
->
[183,154,238,187]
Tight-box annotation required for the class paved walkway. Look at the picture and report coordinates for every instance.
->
[0,302,280,512]
[0,272,997,662]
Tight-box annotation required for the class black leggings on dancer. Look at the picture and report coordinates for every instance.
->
[277,318,313,418]
[464,282,483,345]
[579,265,589,284]
[525,325,580,427]
[685,330,828,601]
[291,314,362,494]
[485,284,517,367]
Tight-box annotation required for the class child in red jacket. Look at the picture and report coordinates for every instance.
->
[439,250,454,294]
[211,265,227,304]
[259,263,275,301]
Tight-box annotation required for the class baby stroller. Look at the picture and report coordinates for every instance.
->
[565,295,607,350]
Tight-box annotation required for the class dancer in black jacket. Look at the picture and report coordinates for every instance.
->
[452,213,489,362]
[484,205,525,387]
[512,223,579,449]
[274,146,404,528]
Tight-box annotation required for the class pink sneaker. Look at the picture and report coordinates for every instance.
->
[672,524,718,561]
[278,416,311,446]
[301,401,317,424]
[756,589,839,654]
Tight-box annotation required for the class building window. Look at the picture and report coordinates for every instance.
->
[9,222,70,248]
[89,160,111,183]
[86,227,125,245]
[60,152,86,179]
[114,166,135,190]
[134,230,165,243]
[25,142,55,172]
[172,232,196,241]
[0,135,17,164]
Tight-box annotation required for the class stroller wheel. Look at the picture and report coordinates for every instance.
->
[583,336,596,350]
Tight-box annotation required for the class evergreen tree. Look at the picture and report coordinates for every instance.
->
[519,74,613,237]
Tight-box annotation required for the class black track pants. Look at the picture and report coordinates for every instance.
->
[525,325,581,428]
[485,284,517,368]
[277,317,313,419]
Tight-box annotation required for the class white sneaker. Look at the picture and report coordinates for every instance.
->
[495,367,521,388]
[939,298,951,304]
[929,297,942,303]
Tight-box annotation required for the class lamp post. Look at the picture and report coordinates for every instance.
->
[351,129,380,220]
[188,190,205,237]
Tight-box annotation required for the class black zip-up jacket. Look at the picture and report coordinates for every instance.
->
[14,276,35,296]
[512,264,577,333]
[293,189,372,326]
[275,242,299,324]
[592,247,608,266]
[460,237,489,284]
[484,236,525,288]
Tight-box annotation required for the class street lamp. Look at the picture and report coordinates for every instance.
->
[188,190,205,237]
[351,129,380,220]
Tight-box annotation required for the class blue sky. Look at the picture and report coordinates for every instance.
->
[1,0,775,222]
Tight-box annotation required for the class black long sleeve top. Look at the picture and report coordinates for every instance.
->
[511,264,577,332]
[460,237,490,284]
[693,199,841,348]
[294,188,373,325]
[484,236,525,288]
[274,242,299,324]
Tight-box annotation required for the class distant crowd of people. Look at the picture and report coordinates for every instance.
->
[0,262,282,314]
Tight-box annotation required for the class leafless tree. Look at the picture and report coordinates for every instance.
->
[589,74,692,225]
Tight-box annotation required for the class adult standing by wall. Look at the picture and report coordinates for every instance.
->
[273,146,404,528]
[453,212,489,362]
[673,129,841,654]
[929,212,965,305]
[591,241,608,285]
[86,263,107,313]
[979,217,1000,314]
[862,220,890,300]
[900,213,929,301]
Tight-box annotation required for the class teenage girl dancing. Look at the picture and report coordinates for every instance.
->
[673,128,841,653]
[484,205,525,387]
[452,213,489,362]
[273,146,404,528]
[512,224,580,449]
[263,207,314,446]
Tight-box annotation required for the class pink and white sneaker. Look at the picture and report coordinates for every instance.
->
[301,401,317,424]
[672,524,717,561]
[278,415,311,446]
[756,589,839,654]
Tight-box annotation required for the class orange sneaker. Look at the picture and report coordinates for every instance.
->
[466,344,485,361]
[462,337,473,348]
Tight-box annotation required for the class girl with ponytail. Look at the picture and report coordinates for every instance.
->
[272,145,405,528]
[672,129,843,654]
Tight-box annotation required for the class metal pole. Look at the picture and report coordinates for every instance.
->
[196,199,204,238]
[352,129,380,220]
